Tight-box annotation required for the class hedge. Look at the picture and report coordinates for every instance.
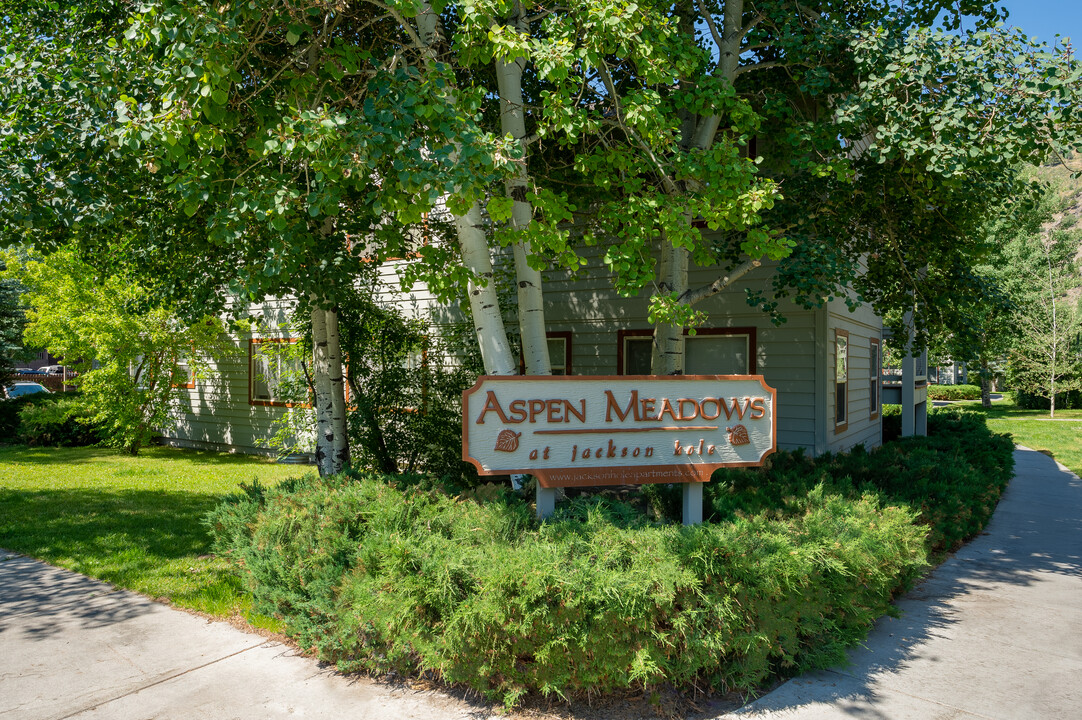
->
[1014,387,1082,410]
[16,395,101,446]
[207,406,1014,707]
[926,384,982,401]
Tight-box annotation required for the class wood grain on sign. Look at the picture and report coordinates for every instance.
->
[462,375,777,488]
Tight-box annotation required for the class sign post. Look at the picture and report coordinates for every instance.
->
[463,375,777,524]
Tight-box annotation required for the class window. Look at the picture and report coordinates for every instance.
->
[686,333,752,375]
[520,331,572,375]
[173,360,196,389]
[249,339,308,407]
[835,329,849,432]
[618,328,755,375]
[619,331,653,375]
[870,338,881,420]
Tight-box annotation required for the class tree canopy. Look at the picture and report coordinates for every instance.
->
[2,246,231,453]
[2,0,1081,395]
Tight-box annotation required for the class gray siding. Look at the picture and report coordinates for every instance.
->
[825,293,884,453]
[162,295,306,456]
[537,255,823,453]
[163,244,884,459]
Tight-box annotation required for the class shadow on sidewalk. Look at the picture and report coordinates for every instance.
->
[0,552,156,641]
[724,446,1082,718]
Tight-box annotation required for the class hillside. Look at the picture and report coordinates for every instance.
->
[1034,158,1082,246]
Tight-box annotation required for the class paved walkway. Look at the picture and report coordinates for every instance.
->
[723,446,1082,719]
[1,446,1079,720]
[0,562,495,720]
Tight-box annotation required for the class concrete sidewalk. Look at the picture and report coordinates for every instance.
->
[1,446,1079,720]
[723,445,1082,719]
[0,555,496,719]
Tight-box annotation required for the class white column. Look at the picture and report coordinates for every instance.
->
[536,483,556,519]
[902,350,916,437]
[682,482,703,526]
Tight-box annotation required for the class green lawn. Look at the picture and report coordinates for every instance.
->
[0,445,303,628]
[956,400,1082,477]
[2,403,1076,634]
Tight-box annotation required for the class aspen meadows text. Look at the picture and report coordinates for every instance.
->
[474,389,768,425]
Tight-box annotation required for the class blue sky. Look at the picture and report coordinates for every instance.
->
[998,0,1080,44]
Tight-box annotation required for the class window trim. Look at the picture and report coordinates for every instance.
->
[834,328,849,434]
[249,338,310,408]
[174,362,196,389]
[171,353,197,389]
[519,331,573,375]
[869,338,881,421]
[616,327,757,375]
[616,329,652,376]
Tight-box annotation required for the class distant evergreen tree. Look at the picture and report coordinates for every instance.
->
[0,275,27,391]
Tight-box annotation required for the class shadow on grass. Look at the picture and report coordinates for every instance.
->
[0,485,238,641]
[0,444,288,468]
[0,486,226,561]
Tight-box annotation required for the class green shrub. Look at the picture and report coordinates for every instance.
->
[926,384,982,401]
[208,473,925,707]
[1,393,48,439]
[1014,387,1082,410]
[882,403,902,442]
[645,406,1011,557]
[207,407,1011,706]
[17,395,100,446]
[0,390,78,440]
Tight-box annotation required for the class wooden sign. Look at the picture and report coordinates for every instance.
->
[462,376,777,488]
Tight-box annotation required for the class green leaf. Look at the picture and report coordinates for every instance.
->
[486,195,514,223]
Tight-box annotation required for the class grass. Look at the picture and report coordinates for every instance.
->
[2,400,1072,647]
[0,444,302,629]
[955,399,1082,477]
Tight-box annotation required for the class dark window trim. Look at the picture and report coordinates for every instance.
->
[616,329,652,376]
[249,338,310,408]
[835,328,849,434]
[616,327,757,375]
[870,337,881,421]
[519,331,573,375]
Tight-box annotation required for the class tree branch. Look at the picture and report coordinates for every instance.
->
[736,12,766,45]
[597,61,680,195]
[734,60,791,77]
[682,257,762,305]
[695,0,724,57]
[526,6,567,23]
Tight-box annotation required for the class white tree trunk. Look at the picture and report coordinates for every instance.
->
[496,10,551,376]
[455,203,517,376]
[311,304,349,475]
[512,239,550,375]
[651,0,746,376]
[310,305,333,475]
[651,238,689,375]
[323,307,350,467]
[416,2,517,378]
[1047,247,1058,418]
[690,0,743,150]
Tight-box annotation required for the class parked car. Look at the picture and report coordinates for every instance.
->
[4,382,51,399]
[39,365,66,375]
